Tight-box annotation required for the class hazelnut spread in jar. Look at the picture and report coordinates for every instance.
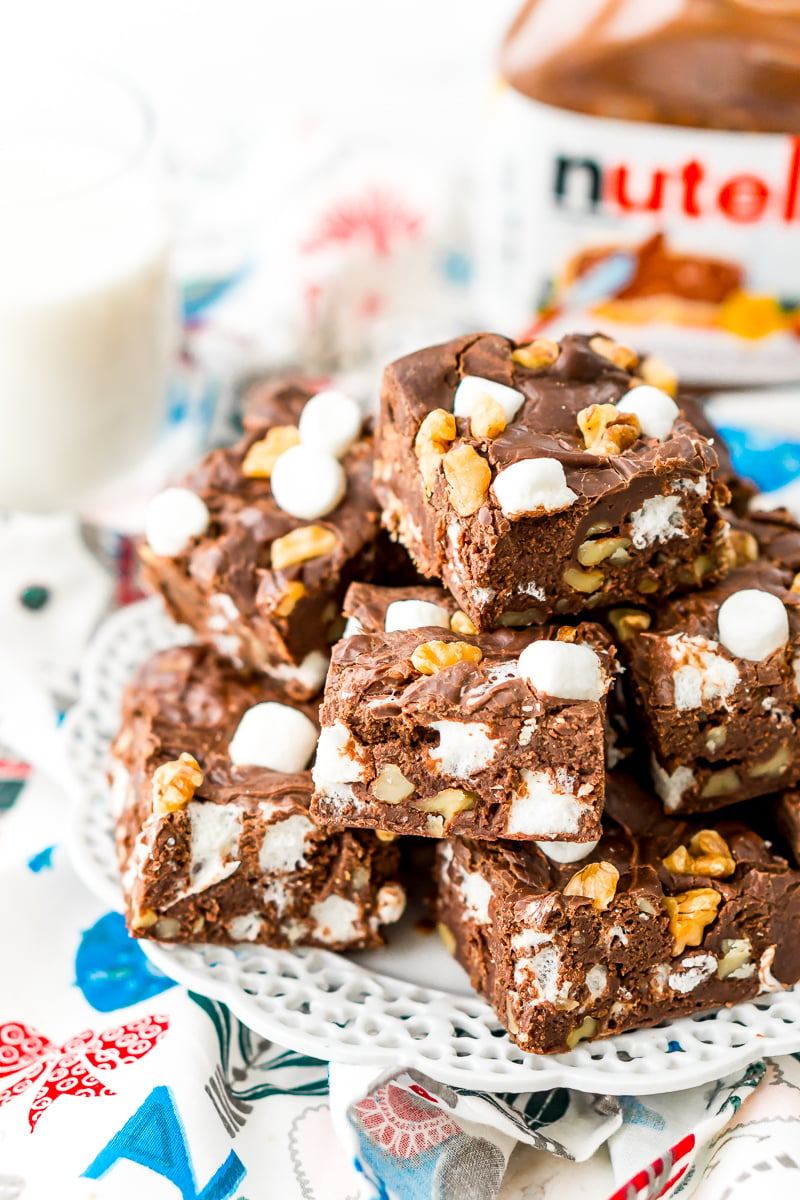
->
[483,0,800,385]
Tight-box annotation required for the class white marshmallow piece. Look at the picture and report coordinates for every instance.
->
[717,589,790,662]
[453,375,525,425]
[229,702,318,773]
[519,639,605,702]
[298,389,362,459]
[384,599,451,633]
[145,487,210,558]
[270,445,346,520]
[535,838,600,864]
[617,385,679,442]
[492,458,577,520]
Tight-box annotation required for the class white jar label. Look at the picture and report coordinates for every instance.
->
[481,92,800,385]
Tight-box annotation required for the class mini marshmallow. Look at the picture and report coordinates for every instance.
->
[228,702,318,773]
[616,385,679,441]
[717,589,790,662]
[519,639,605,701]
[535,838,600,864]
[492,458,577,519]
[270,445,346,520]
[298,389,362,459]
[453,375,525,425]
[145,487,210,558]
[384,599,451,633]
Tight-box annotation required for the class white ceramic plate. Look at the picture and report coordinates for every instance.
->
[63,598,800,1095]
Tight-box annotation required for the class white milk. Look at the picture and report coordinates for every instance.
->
[0,136,173,511]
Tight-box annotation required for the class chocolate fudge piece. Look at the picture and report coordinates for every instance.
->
[772,790,800,868]
[375,332,730,631]
[311,620,616,841]
[113,644,405,950]
[620,562,800,813]
[436,772,800,1055]
[140,380,380,698]
[727,505,800,575]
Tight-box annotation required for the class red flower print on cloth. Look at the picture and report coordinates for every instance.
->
[0,1014,169,1131]
[300,187,423,258]
[353,1082,460,1159]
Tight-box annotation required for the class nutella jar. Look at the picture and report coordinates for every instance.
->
[482,0,800,386]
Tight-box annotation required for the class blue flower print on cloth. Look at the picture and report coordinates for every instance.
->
[75,911,176,1012]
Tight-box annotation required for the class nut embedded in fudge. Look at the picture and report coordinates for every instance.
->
[311,610,616,841]
[140,380,380,698]
[435,771,800,1056]
[619,562,800,813]
[374,332,730,631]
[112,643,405,950]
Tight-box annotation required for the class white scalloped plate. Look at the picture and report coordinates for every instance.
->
[63,598,800,1095]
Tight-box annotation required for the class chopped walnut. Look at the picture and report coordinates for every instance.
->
[442,443,491,516]
[152,752,203,815]
[242,425,300,478]
[470,393,507,440]
[608,607,651,641]
[415,787,477,823]
[563,566,605,594]
[724,528,759,569]
[414,408,456,493]
[271,525,338,569]
[589,335,638,372]
[410,640,483,675]
[273,580,306,617]
[662,830,735,879]
[512,338,560,370]
[563,861,619,911]
[663,887,721,956]
[638,355,678,397]
[577,403,640,455]
[566,1015,598,1049]
[450,610,477,635]
[371,764,415,804]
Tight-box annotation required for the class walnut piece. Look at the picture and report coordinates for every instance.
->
[375,829,398,843]
[638,355,678,397]
[450,609,477,635]
[271,525,338,569]
[608,607,652,641]
[724,528,759,569]
[512,338,560,369]
[700,768,741,799]
[437,921,457,955]
[372,764,415,804]
[578,403,641,455]
[662,829,735,879]
[415,787,477,822]
[663,887,721,956]
[152,752,203,815]
[566,1015,598,1049]
[443,443,491,517]
[273,580,306,617]
[563,566,604,594]
[563,861,619,911]
[470,393,507,440]
[749,745,792,778]
[242,425,300,478]
[131,907,159,931]
[577,535,631,566]
[589,335,638,372]
[717,937,752,980]
[414,408,456,493]
[410,640,483,675]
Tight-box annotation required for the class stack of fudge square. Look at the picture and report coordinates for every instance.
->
[115,332,800,1057]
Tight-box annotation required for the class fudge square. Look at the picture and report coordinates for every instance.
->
[620,561,800,813]
[311,611,616,842]
[374,331,730,630]
[436,771,800,1056]
[140,379,379,698]
[112,643,405,950]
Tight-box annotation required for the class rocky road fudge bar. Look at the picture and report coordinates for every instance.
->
[113,644,405,950]
[619,561,800,813]
[140,380,379,698]
[375,332,730,630]
[436,772,800,1055]
[312,618,616,842]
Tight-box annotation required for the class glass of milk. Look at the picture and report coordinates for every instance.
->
[0,61,174,512]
